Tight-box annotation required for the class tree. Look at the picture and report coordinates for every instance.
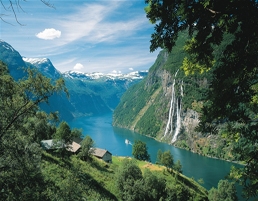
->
[0,62,67,200]
[132,140,151,161]
[116,159,144,201]
[156,149,163,165]
[0,0,54,25]
[142,169,167,200]
[208,180,238,201]
[53,121,81,158]
[173,160,183,174]
[145,0,258,198]
[78,135,94,161]
[161,150,174,171]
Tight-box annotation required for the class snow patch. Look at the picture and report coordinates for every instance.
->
[23,57,48,65]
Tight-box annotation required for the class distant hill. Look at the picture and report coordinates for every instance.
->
[0,40,147,121]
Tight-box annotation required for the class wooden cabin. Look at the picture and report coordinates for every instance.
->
[41,138,83,154]
[91,148,112,163]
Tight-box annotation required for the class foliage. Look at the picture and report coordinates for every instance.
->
[145,0,258,198]
[0,61,66,200]
[115,158,206,201]
[78,135,94,161]
[115,159,144,201]
[0,59,209,200]
[156,149,163,165]
[113,80,151,128]
[156,149,183,173]
[142,169,167,201]
[132,140,151,162]
[135,104,161,137]
[113,34,212,139]
[208,180,238,201]
[52,121,81,158]
[174,160,183,174]
[161,150,174,171]
[54,121,81,144]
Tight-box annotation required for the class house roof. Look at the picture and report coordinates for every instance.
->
[41,139,81,153]
[41,139,54,150]
[41,139,64,150]
[67,141,81,153]
[91,148,112,158]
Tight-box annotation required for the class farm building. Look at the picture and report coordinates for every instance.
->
[91,148,112,163]
[41,138,83,154]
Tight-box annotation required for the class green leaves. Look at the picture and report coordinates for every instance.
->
[0,61,68,200]
[208,180,238,201]
[145,0,258,198]
[78,135,94,161]
[132,140,151,162]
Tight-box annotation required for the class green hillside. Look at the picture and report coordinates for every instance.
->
[40,153,208,201]
[113,32,235,161]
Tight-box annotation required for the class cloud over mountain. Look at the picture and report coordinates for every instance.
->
[36,28,61,40]
[73,63,84,70]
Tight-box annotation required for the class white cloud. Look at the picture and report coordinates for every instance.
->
[73,63,84,70]
[56,2,148,45]
[112,70,122,74]
[36,28,61,40]
[129,68,134,71]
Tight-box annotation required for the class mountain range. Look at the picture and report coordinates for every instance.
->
[0,40,147,121]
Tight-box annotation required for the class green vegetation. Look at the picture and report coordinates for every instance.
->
[78,135,95,161]
[146,0,258,198]
[0,61,209,200]
[113,35,229,160]
[156,149,183,173]
[132,140,151,162]
[40,154,209,201]
[208,180,238,201]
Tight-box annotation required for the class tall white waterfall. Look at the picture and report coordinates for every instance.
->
[162,71,183,143]
[163,78,176,138]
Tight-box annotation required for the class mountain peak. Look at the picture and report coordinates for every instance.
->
[23,57,61,79]
[62,70,148,81]
[22,57,49,65]
[0,40,15,52]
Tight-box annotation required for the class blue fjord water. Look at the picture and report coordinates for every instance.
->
[69,113,243,194]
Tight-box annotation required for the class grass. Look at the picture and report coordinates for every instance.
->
[41,152,208,200]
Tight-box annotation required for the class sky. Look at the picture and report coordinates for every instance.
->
[0,0,160,74]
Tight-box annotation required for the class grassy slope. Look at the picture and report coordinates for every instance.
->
[41,152,208,200]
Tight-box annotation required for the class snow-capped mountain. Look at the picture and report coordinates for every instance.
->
[23,57,61,79]
[62,70,148,81]
[0,40,148,121]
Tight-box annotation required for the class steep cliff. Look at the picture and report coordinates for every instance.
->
[113,34,233,160]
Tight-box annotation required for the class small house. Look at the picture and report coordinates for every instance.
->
[41,138,83,154]
[91,148,112,163]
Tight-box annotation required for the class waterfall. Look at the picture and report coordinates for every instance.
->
[163,78,176,139]
[171,97,182,143]
[171,80,183,143]
[162,71,183,143]
[162,70,179,140]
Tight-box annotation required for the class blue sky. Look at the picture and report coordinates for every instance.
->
[0,0,160,74]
